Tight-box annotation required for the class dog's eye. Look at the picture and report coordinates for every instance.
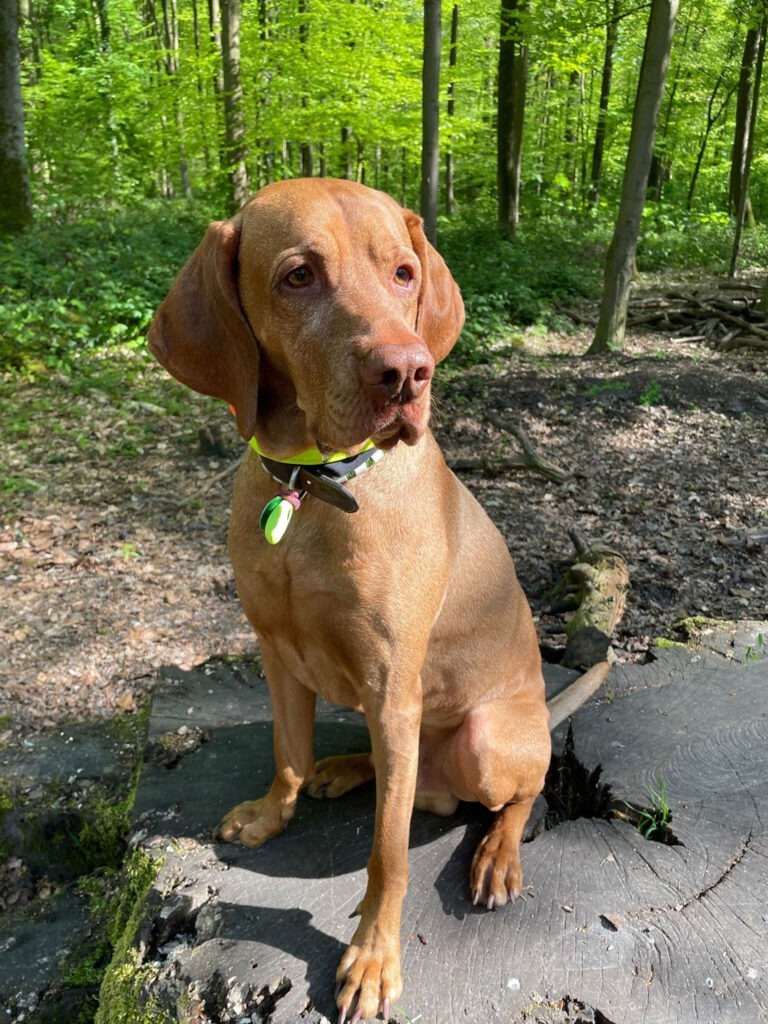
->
[285,266,313,288]
[394,266,413,287]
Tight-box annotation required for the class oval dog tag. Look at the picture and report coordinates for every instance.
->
[260,492,301,545]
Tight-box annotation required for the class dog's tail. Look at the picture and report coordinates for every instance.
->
[546,661,611,731]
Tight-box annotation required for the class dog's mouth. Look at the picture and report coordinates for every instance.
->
[315,391,430,456]
[371,415,422,449]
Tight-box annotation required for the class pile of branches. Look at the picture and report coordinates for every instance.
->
[626,281,768,352]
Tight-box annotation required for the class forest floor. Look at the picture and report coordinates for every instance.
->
[2,292,768,742]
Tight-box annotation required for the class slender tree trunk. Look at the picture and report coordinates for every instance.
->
[686,69,736,210]
[299,0,313,177]
[497,0,528,233]
[208,0,226,176]
[160,0,192,196]
[444,4,458,215]
[0,0,33,233]
[589,0,619,206]
[420,0,441,244]
[17,0,40,83]
[565,70,585,190]
[731,18,766,275]
[341,125,353,179]
[587,0,678,356]
[730,25,761,217]
[220,0,248,208]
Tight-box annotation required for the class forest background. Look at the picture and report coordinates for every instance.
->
[3,0,768,367]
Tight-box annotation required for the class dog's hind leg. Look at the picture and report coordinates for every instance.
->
[307,753,375,799]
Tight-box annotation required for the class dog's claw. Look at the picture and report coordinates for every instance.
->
[381,997,391,1019]
[487,894,495,910]
[338,1006,347,1024]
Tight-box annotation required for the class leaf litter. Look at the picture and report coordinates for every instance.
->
[1,326,767,738]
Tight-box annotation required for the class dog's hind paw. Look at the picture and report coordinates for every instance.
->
[469,823,523,909]
[307,753,375,799]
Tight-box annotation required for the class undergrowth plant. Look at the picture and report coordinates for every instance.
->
[622,775,673,842]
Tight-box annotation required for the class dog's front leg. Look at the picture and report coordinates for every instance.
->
[219,648,316,847]
[335,688,421,1023]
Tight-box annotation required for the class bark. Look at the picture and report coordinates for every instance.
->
[17,0,40,83]
[299,0,313,177]
[497,0,528,233]
[420,0,441,244]
[160,0,192,197]
[220,0,248,209]
[730,25,761,217]
[444,4,458,216]
[0,0,33,234]
[686,68,736,210]
[587,0,678,355]
[589,1,620,206]
[730,19,766,276]
[550,533,630,670]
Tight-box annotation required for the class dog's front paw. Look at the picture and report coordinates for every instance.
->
[335,936,401,1023]
[217,798,286,847]
[470,827,523,910]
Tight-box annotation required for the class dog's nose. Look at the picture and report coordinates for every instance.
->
[361,343,434,405]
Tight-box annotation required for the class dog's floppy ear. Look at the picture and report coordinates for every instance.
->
[147,217,259,441]
[404,211,465,364]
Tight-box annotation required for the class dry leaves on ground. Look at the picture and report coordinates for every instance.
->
[2,321,767,736]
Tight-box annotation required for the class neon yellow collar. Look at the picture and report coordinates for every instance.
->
[248,437,376,465]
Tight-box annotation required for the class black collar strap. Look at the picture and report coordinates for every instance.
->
[259,446,388,514]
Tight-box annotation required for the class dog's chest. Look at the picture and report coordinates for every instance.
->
[243,542,385,708]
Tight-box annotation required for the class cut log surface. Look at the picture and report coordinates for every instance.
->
[117,647,768,1024]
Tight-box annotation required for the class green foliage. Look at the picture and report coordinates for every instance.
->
[95,850,168,1024]
[0,204,210,369]
[745,633,765,662]
[15,0,768,229]
[636,206,768,271]
[441,215,605,363]
[638,381,663,407]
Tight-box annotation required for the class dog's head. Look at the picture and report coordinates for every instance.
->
[148,179,464,458]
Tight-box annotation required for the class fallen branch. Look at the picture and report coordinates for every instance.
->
[549,530,630,670]
[485,414,570,483]
[547,661,612,729]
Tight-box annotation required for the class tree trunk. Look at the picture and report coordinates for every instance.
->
[444,3,458,216]
[160,0,192,197]
[0,0,33,234]
[497,0,528,233]
[420,0,441,244]
[730,25,761,217]
[686,67,736,210]
[589,0,620,207]
[586,0,678,356]
[341,125,354,179]
[220,0,248,209]
[299,0,313,177]
[730,18,766,276]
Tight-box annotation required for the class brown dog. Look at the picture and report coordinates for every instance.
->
[148,179,585,1022]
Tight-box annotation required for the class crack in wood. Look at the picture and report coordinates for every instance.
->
[674,830,754,912]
